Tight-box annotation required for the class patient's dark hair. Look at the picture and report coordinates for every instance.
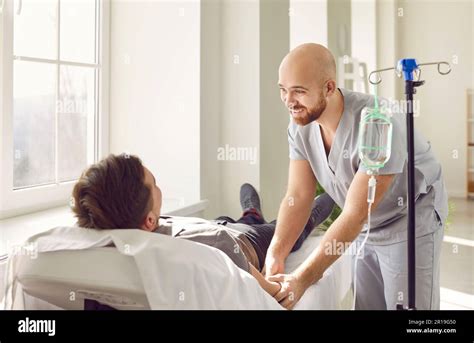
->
[72,154,153,229]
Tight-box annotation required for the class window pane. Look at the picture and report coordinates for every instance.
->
[58,65,95,182]
[14,0,58,59]
[60,0,96,63]
[13,61,56,188]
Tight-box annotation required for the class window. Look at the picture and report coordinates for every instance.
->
[0,0,109,218]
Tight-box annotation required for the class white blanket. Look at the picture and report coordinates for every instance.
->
[3,226,352,310]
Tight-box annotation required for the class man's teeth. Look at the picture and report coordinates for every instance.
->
[292,108,303,113]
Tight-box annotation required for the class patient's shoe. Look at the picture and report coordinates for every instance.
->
[240,183,263,217]
[306,192,335,230]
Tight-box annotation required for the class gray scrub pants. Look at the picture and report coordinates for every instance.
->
[353,222,444,310]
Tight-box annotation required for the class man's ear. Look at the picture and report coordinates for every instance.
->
[141,212,157,232]
[325,80,337,98]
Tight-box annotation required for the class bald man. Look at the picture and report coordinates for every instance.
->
[265,43,447,310]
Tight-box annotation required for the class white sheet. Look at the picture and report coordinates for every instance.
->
[288,233,353,310]
[3,226,352,310]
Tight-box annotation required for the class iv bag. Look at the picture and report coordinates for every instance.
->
[358,106,393,172]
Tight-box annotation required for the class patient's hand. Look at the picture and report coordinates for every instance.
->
[265,279,282,297]
[249,264,282,298]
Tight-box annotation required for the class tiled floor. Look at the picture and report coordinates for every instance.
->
[440,197,474,310]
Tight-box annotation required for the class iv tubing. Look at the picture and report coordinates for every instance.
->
[352,174,376,310]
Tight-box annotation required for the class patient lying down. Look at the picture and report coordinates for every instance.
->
[71,154,334,298]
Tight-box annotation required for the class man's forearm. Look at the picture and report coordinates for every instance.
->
[269,193,314,259]
[293,211,365,288]
[292,173,394,291]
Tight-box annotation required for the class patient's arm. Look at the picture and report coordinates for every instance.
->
[249,264,281,297]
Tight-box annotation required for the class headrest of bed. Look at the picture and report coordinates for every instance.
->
[15,247,149,310]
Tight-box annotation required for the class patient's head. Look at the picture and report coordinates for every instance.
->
[72,154,162,231]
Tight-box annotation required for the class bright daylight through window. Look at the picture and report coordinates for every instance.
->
[12,0,99,189]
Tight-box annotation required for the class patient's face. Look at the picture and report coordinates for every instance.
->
[143,167,162,229]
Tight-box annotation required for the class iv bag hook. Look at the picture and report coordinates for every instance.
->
[368,60,451,85]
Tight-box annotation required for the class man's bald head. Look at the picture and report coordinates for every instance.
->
[279,43,336,87]
[278,43,338,126]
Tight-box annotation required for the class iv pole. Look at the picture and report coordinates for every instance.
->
[368,60,451,310]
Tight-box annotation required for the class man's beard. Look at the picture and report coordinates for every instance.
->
[292,95,327,126]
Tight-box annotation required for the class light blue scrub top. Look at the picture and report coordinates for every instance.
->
[288,88,448,244]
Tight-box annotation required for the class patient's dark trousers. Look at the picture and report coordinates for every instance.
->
[215,193,335,270]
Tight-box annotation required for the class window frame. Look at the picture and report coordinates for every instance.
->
[0,0,110,219]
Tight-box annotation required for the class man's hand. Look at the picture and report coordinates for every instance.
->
[263,252,285,277]
[267,273,309,310]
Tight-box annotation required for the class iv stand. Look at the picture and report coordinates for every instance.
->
[368,60,451,310]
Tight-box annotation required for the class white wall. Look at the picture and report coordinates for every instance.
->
[351,0,376,82]
[327,0,351,60]
[109,0,201,206]
[0,260,5,304]
[219,0,260,217]
[328,0,351,88]
[201,0,290,219]
[375,0,399,100]
[260,0,290,220]
[200,0,222,218]
[290,0,327,49]
[398,0,473,198]
[0,0,5,223]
